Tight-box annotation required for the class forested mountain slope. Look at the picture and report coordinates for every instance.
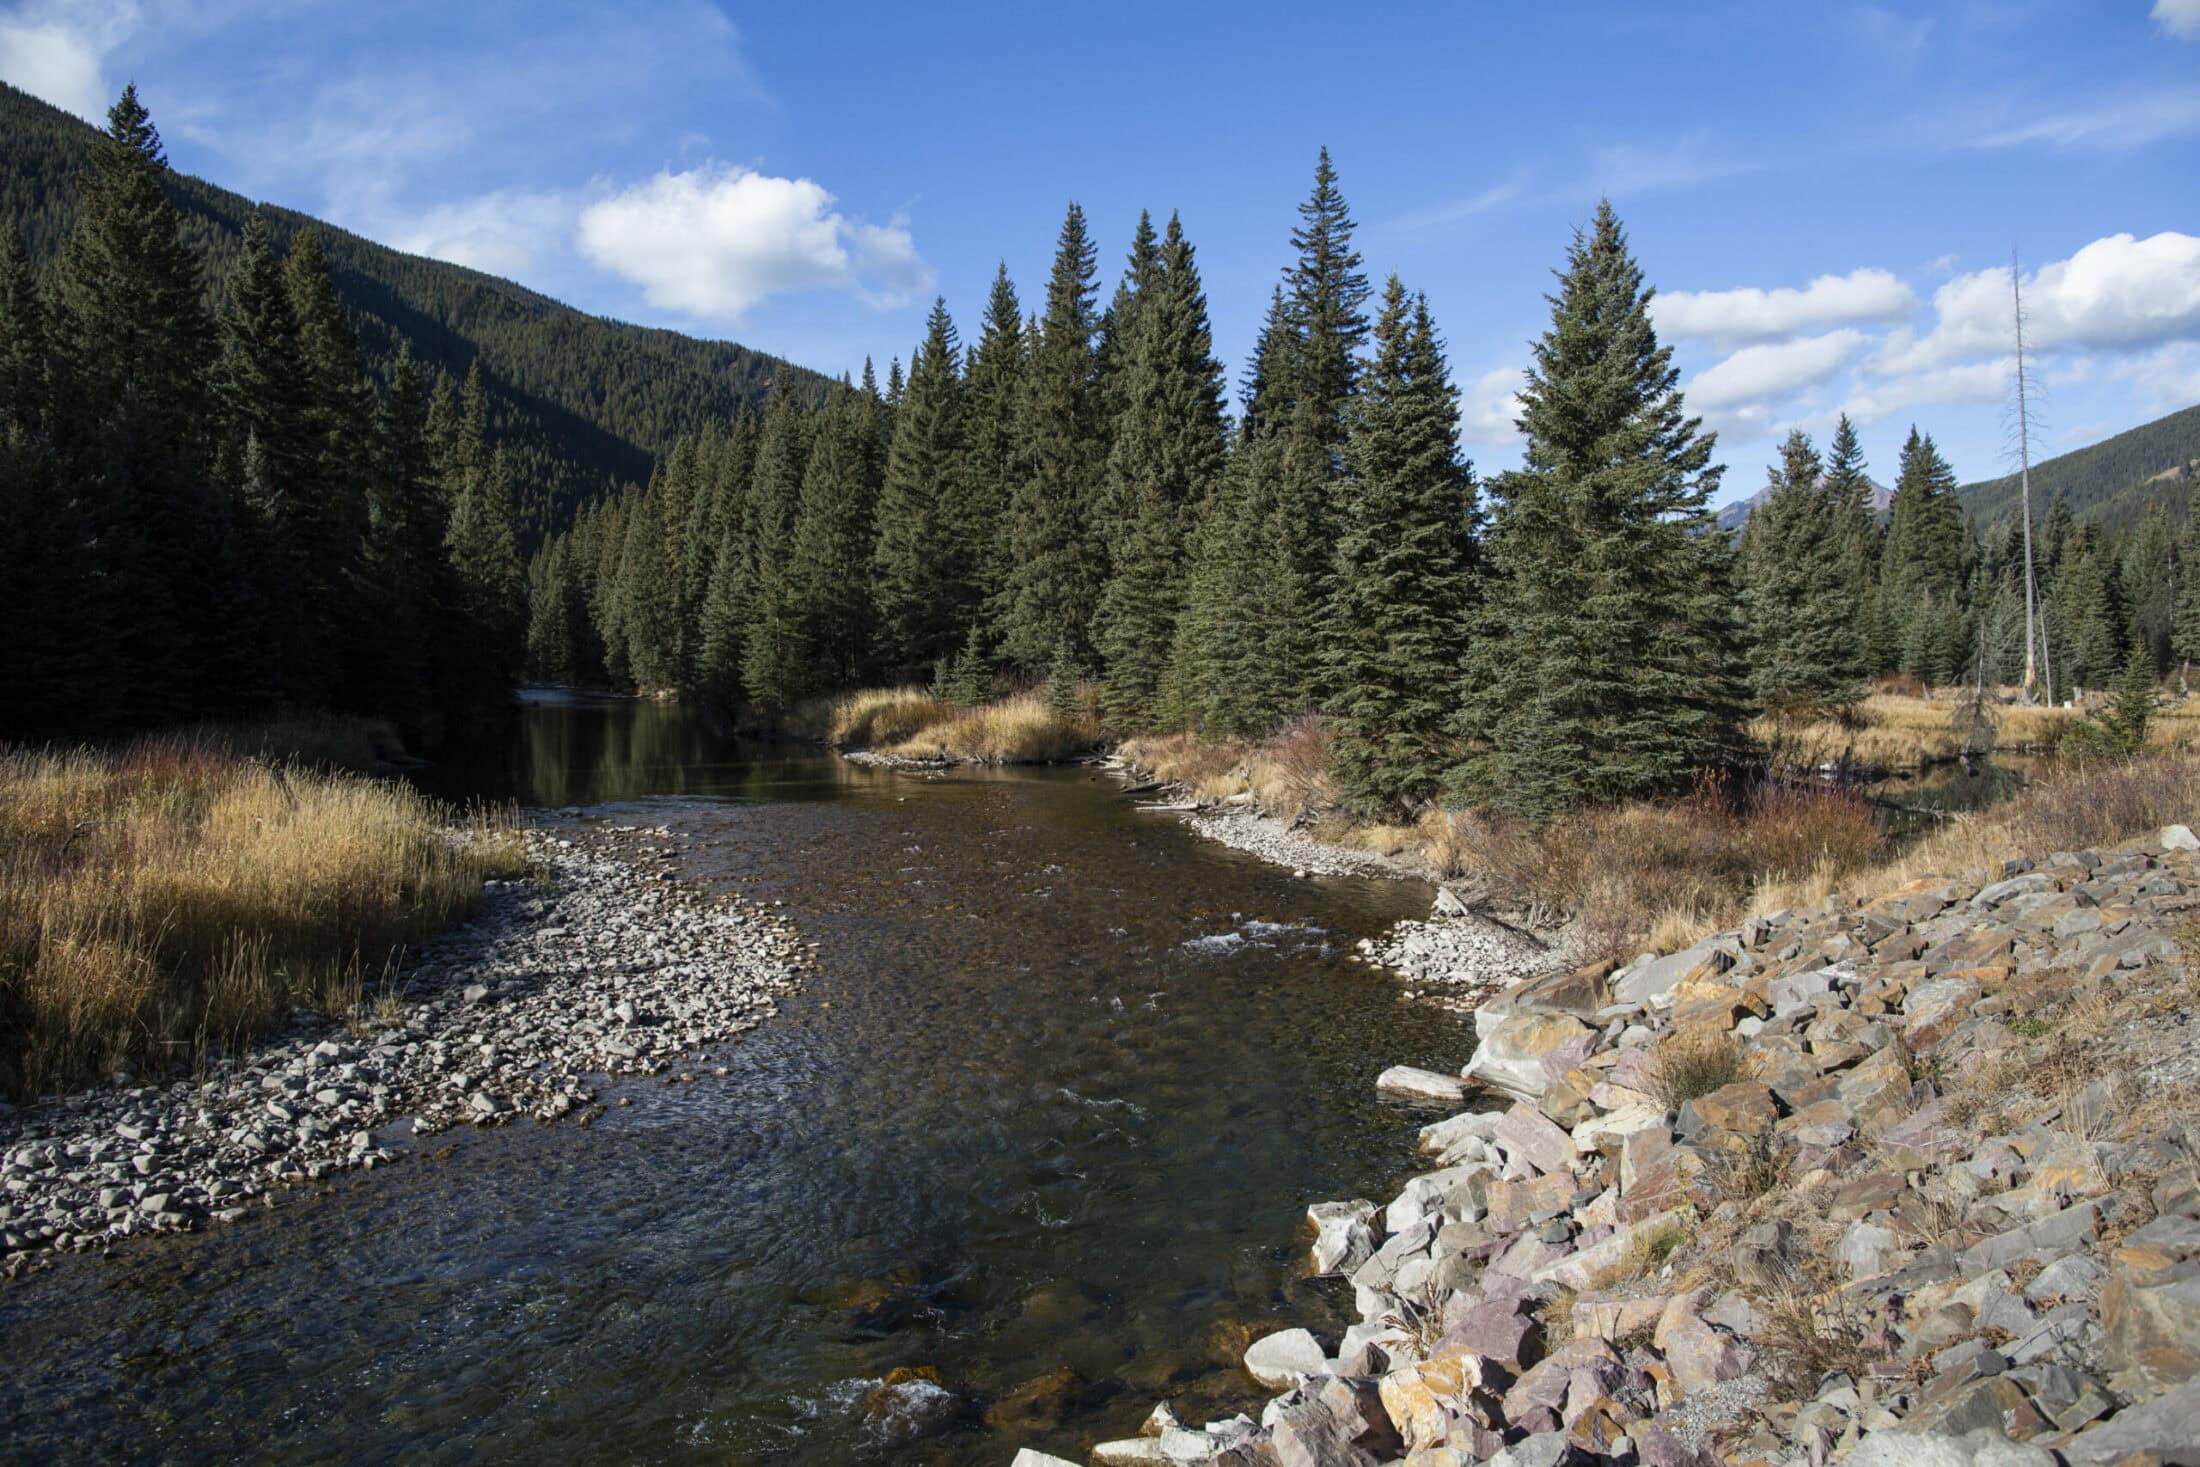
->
[1957,401,2200,535]
[0,81,832,539]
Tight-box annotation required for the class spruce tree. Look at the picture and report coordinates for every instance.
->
[1093,212,1227,729]
[1452,201,1742,820]
[2122,498,2176,673]
[787,385,880,688]
[1880,427,1969,684]
[1323,279,1476,816]
[736,389,814,712]
[1822,413,1881,669]
[1001,204,1105,670]
[2177,481,2200,678]
[959,264,1027,623]
[871,298,966,671]
[1745,428,1866,711]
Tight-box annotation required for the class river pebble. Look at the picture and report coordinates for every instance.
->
[0,822,804,1276]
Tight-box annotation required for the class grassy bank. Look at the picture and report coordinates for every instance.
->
[1122,711,2200,966]
[1748,688,2200,770]
[0,732,527,1101]
[823,687,1099,764]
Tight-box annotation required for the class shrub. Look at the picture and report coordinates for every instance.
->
[1651,1029,1748,1111]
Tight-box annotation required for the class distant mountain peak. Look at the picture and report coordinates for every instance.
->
[1714,473,1892,533]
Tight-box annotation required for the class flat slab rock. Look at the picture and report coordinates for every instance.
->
[1375,1065,1466,1104]
[1243,1327,1328,1389]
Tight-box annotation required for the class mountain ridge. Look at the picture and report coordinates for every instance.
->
[0,80,835,541]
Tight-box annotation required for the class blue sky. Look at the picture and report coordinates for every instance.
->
[4,1,2198,505]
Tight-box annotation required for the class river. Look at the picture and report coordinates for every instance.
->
[0,692,1476,1465]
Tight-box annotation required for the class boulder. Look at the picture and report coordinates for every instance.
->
[1613,938,1729,1009]
[1244,1328,1327,1390]
[1494,1103,1579,1176]
[2101,1215,2200,1389]
[1266,1398,1375,1467]
[1092,1440,1170,1465]
[1531,1208,1687,1292]
[2058,1378,2200,1463]
[1903,976,1984,1050]
[1570,1101,1666,1157]
[1844,1428,2056,1466]
[1418,1109,1503,1157]
[1307,1200,1378,1275]
[1463,1013,1591,1104]
[1009,1452,1083,1467]
[2160,823,2199,852]
[1377,1347,1504,1456]
[1376,1066,1466,1105]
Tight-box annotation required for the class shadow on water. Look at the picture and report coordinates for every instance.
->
[1,692,1478,1466]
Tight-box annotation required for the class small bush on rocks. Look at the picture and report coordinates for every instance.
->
[1651,1029,1748,1112]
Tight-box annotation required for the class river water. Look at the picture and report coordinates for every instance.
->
[1,692,1475,1466]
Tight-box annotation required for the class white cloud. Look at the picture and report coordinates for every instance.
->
[1460,366,1526,443]
[1841,359,2014,425]
[2155,0,2200,40]
[577,162,930,324]
[391,188,573,278]
[1688,330,1868,411]
[1876,232,2200,373]
[1655,269,1914,345]
[2111,343,2200,414]
[0,0,139,121]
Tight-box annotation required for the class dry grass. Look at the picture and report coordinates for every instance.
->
[0,736,525,1100]
[1651,1029,1750,1112]
[826,687,955,749]
[1443,778,1885,962]
[882,693,1099,765]
[1753,690,2200,772]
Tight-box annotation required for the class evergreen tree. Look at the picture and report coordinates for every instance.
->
[1000,204,1106,669]
[959,264,1027,619]
[1451,201,1742,820]
[871,298,966,670]
[2055,532,2124,693]
[2106,642,2156,750]
[1745,428,1865,710]
[736,389,814,712]
[2177,481,2200,677]
[1821,413,1881,667]
[445,423,526,694]
[1880,426,1970,684]
[787,385,880,688]
[1323,279,1475,816]
[2122,498,2176,673]
[614,477,682,689]
[1093,212,1227,729]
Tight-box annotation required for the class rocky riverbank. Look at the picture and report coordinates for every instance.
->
[0,821,807,1278]
[1019,824,2200,1465]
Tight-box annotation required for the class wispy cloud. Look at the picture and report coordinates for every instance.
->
[0,0,141,121]
[1588,132,1753,195]
[1392,177,1525,234]
[1968,87,2200,150]
[2155,0,2200,41]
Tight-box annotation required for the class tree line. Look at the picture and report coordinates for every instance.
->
[1738,419,2200,713]
[0,87,528,740]
[536,149,2200,823]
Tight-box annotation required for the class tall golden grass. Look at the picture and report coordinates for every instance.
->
[1751,690,2200,770]
[0,736,526,1100]
[826,687,1098,764]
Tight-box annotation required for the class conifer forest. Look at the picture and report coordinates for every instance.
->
[7,89,2200,827]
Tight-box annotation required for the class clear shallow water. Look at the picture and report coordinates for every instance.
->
[1,693,1473,1466]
